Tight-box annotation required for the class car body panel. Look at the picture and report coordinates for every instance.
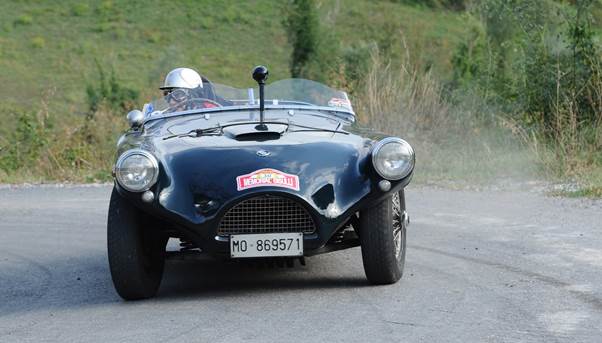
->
[114,99,412,257]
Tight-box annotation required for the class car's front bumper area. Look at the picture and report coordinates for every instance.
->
[114,171,412,256]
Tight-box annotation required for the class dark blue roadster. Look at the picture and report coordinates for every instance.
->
[108,67,414,300]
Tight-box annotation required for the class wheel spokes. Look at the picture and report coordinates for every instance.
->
[392,192,403,259]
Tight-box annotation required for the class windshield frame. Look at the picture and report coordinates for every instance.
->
[143,78,356,125]
[143,104,356,125]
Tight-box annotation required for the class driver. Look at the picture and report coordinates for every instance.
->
[160,67,221,110]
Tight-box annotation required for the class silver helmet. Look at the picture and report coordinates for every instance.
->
[160,68,203,90]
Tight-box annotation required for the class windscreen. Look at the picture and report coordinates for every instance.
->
[143,78,354,119]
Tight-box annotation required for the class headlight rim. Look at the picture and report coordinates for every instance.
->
[115,149,159,192]
[371,137,415,181]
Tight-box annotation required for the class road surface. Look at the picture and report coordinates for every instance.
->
[1,185,601,342]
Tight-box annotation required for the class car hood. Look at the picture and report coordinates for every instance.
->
[112,112,409,239]
[158,134,371,223]
[112,112,410,243]
[110,116,373,224]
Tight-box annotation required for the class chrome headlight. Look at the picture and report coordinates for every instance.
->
[372,137,415,180]
[114,150,159,192]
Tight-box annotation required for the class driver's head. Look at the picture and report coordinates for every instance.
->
[160,68,203,105]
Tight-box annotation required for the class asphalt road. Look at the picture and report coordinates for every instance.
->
[0,185,601,342]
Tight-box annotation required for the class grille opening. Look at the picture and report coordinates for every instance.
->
[218,195,315,235]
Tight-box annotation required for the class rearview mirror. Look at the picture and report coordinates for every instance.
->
[127,110,144,129]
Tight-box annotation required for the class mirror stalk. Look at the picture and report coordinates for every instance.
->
[252,66,269,131]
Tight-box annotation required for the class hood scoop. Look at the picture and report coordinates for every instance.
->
[234,131,281,142]
[224,123,287,142]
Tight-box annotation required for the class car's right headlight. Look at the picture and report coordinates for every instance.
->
[114,149,159,192]
[372,137,415,180]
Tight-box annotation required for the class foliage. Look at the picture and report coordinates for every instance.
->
[283,0,320,78]
[30,36,45,48]
[389,0,467,10]
[450,26,488,90]
[452,0,602,122]
[338,42,377,91]
[0,110,49,173]
[86,63,139,114]
[449,0,602,180]
[13,14,32,26]
[0,0,466,109]
[0,0,470,183]
[282,0,343,82]
[356,50,536,184]
[0,101,124,183]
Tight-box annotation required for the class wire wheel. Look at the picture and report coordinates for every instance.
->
[392,191,403,260]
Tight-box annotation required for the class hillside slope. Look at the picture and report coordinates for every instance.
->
[0,0,469,112]
[0,0,472,183]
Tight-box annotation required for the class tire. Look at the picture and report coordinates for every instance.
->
[359,189,407,284]
[107,188,167,300]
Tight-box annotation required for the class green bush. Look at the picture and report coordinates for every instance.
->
[283,0,321,79]
[452,0,593,114]
[30,36,45,48]
[0,102,125,182]
[450,0,602,177]
[144,30,162,43]
[86,63,139,114]
[0,111,48,173]
[96,0,115,17]
[284,0,348,80]
[13,14,33,26]
[450,26,486,88]
[389,0,467,10]
[340,42,377,91]
[71,3,89,17]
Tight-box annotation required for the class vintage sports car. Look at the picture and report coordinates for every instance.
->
[108,66,415,300]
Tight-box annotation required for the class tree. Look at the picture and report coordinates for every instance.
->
[283,0,321,79]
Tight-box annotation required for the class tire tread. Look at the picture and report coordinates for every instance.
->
[107,188,164,300]
[359,191,406,284]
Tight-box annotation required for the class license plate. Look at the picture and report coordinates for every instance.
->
[230,233,303,258]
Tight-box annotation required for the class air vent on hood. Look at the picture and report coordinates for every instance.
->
[234,131,281,141]
[223,123,287,142]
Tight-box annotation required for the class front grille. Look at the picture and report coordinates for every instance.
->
[218,195,315,235]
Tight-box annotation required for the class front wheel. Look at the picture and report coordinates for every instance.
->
[359,190,407,284]
[107,188,167,300]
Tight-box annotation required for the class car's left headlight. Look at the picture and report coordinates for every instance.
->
[372,137,415,180]
[114,149,159,192]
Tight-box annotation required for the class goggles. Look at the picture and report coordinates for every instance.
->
[163,88,190,102]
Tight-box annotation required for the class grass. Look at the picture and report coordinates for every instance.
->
[0,0,473,183]
[1,0,600,197]
[0,0,470,112]
[546,150,602,198]
[552,187,602,198]
[354,50,540,187]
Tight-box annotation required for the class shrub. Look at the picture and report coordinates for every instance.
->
[31,36,45,49]
[199,16,215,30]
[283,0,346,84]
[143,30,162,44]
[71,3,90,17]
[388,0,468,10]
[339,42,377,92]
[96,0,115,17]
[450,0,602,177]
[283,0,321,79]
[355,50,535,183]
[0,99,126,182]
[450,26,488,90]
[0,111,49,173]
[13,14,33,26]
[86,63,139,114]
